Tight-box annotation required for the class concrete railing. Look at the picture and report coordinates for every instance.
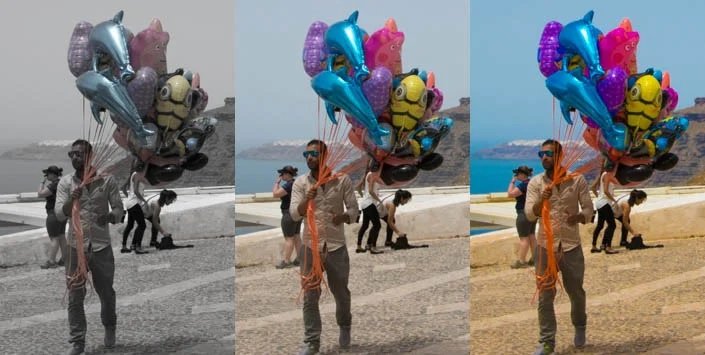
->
[235,193,469,267]
[0,192,235,266]
[470,185,705,203]
[470,192,705,267]
[0,185,235,204]
[235,185,470,203]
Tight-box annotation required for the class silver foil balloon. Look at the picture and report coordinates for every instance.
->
[89,11,135,83]
[76,71,154,138]
[67,21,94,78]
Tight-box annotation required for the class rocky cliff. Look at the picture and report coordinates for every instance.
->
[111,97,235,188]
[646,98,705,187]
[347,98,470,187]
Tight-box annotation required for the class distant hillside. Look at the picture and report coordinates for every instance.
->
[237,140,358,161]
[646,97,705,187]
[109,97,235,188]
[346,98,470,187]
[473,139,593,160]
[0,140,129,161]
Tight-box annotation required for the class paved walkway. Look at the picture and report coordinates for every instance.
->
[0,237,234,354]
[235,237,470,354]
[470,236,705,354]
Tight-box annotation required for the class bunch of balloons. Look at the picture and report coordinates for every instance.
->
[538,11,688,186]
[68,11,217,185]
[302,11,453,186]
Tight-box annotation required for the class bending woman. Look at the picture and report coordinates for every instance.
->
[382,189,412,246]
[614,189,647,247]
[145,189,177,247]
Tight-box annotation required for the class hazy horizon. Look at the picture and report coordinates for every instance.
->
[471,1,705,150]
[234,0,469,150]
[0,1,233,146]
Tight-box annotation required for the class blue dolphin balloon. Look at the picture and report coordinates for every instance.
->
[311,71,389,145]
[559,11,604,82]
[325,11,370,85]
[546,70,626,151]
[89,11,135,84]
[76,71,154,139]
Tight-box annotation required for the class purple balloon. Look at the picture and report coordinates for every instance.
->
[597,67,627,114]
[362,67,392,116]
[538,21,563,77]
[663,87,678,115]
[127,67,158,117]
[68,21,94,78]
[429,87,444,114]
[302,21,329,77]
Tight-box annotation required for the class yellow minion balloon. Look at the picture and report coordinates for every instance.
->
[625,74,662,132]
[156,75,193,131]
[390,75,427,132]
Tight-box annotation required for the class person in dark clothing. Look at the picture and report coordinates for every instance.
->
[507,165,537,268]
[121,168,148,254]
[380,189,412,246]
[38,165,68,269]
[273,165,302,268]
[143,189,177,247]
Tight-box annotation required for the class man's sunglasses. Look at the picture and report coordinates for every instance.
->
[303,150,320,158]
[68,151,85,159]
[538,150,555,158]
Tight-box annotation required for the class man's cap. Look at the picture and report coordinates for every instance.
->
[43,165,63,175]
[512,165,533,176]
[277,165,298,176]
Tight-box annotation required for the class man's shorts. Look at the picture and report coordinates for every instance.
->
[515,210,537,237]
[281,209,302,237]
[46,210,67,238]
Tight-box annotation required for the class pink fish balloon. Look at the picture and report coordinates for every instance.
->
[598,19,639,75]
[129,18,170,75]
[363,18,405,75]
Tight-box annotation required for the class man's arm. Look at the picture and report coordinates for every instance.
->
[525,177,542,222]
[575,175,594,224]
[107,176,125,224]
[55,177,71,221]
[341,175,360,224]
[290,177,307,222]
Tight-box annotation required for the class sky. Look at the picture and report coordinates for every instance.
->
[471,0,705,151]
[234,0,469,150]
[0,1,233,146]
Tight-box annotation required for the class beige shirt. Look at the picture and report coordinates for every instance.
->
[55,172,125,252]
[525,171,594,252]
[290,171,360,252]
